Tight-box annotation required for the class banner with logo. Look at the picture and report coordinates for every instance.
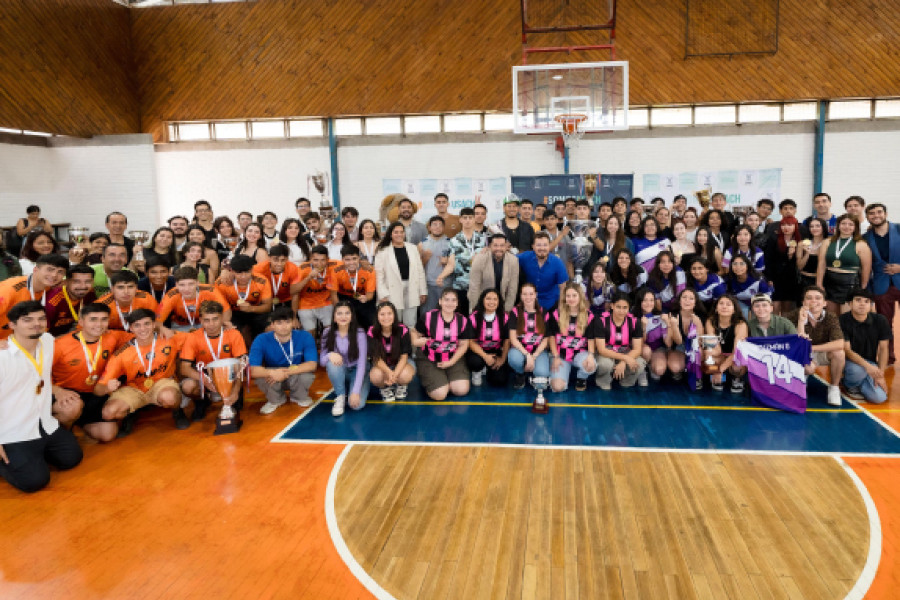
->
[382,178,508,223]
[641,168,782,208]
[510,174,634,208]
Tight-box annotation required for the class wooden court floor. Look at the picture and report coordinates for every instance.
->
[2,368,900,599]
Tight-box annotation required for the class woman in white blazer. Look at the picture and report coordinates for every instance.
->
[374,222,428,327]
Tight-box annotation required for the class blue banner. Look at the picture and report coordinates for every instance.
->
[511,174,633,208]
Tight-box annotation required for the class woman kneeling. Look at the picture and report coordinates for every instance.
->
[368,301,416,402]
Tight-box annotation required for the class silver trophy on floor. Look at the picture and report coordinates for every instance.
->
[567,220,594,285]
[530,376,550,414]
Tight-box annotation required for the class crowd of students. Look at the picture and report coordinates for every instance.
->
[0,191,895,492]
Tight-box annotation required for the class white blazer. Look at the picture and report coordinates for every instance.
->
[374,242,428,310]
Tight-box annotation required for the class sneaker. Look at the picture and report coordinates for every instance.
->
[117,411,139,438]
[711,375,724,392]
[729,376,744,394]
[827,386,842,407]
[513,373,528,390]
[671,372,683,381]
[575,378,587,392]
[172,408,191,430]
[332,394,346,417]
[638,371,649,387]
[259,401,281,415]
[649,372,661,382]
[595,375,612,391]
[291,396,313,407]
[843,387,865,401]
[192,399,210,422]
[695,378,703,391]
[394,385,408,400]
[381,386,396,402]
[472,369,484,387]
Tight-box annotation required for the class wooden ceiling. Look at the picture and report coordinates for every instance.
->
[3,1,900,140]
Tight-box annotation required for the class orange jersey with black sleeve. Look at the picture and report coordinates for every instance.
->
[216,275,272,310]
[180,327,248,367]
[0,276,48,339]
[52,330,135,393]
[98,332,187,390]
[252,260,301,304]
[333,263,376,300]
[296,260,340,309]
[157,285,229,329]
[98,291,159,331]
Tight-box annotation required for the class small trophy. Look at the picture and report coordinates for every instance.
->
[694,188,712,210]
[699,335,720,375]
[67,226,90,246]
[531,376,550,414]
[127,230,150,262]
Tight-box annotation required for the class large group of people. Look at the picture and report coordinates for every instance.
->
[0,191,895,493]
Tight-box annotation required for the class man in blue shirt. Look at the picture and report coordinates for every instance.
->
[517,232,569,310]
[249,306,318,415]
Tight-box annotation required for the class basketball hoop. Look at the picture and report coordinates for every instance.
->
[554,113,587,147]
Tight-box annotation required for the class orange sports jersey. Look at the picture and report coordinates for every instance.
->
[98,332,187,390]
[296,260,340,309]
[53,330,135,393]
[180,327,248,366]
[333,263,376,299]
[252,260,301,304]
[217,275,272,309]
[157,285,229,328]
[98,291,159,331]
[0,276,48,339]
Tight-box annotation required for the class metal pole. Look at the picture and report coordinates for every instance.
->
[328,117,341,211]
[813,100,826,194]
[564,143,570,175]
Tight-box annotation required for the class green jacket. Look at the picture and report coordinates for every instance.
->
[747,314,797,338]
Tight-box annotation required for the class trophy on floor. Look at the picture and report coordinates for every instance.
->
[127,230,150,262]
[699,335,720,375]
[568,220,594,285]
[199,357,246,435]
[531,377,550,414]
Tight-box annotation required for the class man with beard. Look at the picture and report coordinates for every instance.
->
[517,232,569,311]
[864,203,900,364]
[397,198,427,245]
[45,264,96,336]
[500,196,535,254]
[0,300,83,492]
[168,215,190,252]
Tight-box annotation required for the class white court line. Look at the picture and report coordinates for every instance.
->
[811,373,900,441]
[325,443,397,600]
[272,437,900,458]
[268,387,333,443]
[835,456,882,600]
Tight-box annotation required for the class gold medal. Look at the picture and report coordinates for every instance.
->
[36,381,44,394]
[833,260,841,268]
[144,379,154,390]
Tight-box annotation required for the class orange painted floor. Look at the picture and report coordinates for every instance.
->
[2,363,900,599]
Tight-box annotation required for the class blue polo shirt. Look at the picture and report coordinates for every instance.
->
[517,251,569,309]
[249,330,318,368]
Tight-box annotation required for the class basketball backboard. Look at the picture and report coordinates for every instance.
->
[512,61,629,134]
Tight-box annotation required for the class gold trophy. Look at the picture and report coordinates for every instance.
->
[694,188,712,210]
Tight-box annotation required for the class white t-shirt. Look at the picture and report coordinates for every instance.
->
[0,333,58,444]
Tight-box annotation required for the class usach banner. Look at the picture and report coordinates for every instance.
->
[383,177,508,223]
[642,168,782,208]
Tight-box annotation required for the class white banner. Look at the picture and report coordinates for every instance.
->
[382,177,509,223]
[642,168,782,210]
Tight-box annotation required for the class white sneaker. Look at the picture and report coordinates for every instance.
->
[332,394,346,417]
[595,375,612,391]
[827,386,842,406]
[394,385,408,399]
[472,369,484,387]
[711,376,724,392]
[729,377,745,394]
[381,386,396,402]
[638,371,649,387]
[291,396,313,407]
[260,401,281,415]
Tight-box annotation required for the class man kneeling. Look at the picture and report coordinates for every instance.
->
[95,309,187,430]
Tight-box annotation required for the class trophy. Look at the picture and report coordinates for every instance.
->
[67,226,90,246]
[694,188,712,210]
[223,236,240,252]
[530,377,550,414]
[699,335,720,375]
[308,170,334,231]
[198,357,247,435]
[583,174,598,203]
[568,220,594,285]
[127,230,150,262]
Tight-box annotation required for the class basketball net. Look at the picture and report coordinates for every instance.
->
[554,114,587,148]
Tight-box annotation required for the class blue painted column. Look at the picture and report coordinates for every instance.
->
[813,100,826,194]
[563,143,570,175]
[328,118,341,211]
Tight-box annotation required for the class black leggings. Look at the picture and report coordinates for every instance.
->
[465,350,510,386]
[0,424,82,493]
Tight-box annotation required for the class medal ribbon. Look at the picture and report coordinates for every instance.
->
[834,237,852,262]
[10,336,44,389]
[62,286,79,322]
[27,275,47,306]
[182,291,200,326]
[134,334,158,382]
[116,302,133,331]
[278,335,295,366]
[204,328,224,362]
[234,280,250,301]
[78,333,103,378]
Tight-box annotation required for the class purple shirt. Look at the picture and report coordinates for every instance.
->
[319,327,369,395]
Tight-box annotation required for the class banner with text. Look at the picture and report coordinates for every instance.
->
[382,178,508,223]
[510,174,634,208]
[642,168,782,209]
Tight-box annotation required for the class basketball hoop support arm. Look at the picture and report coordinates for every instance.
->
[520,0,617,64]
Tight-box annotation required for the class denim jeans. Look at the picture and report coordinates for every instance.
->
[507,348,551,379]
[842,360,888,404]
[325,361,371,408]
[550,351,597,389]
